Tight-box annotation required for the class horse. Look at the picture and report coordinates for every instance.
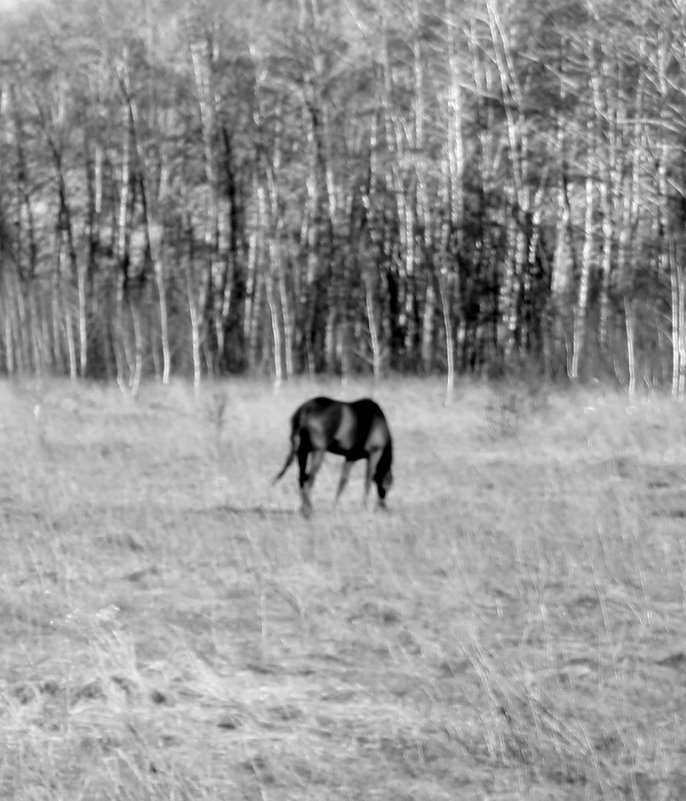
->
[273,396,394,517]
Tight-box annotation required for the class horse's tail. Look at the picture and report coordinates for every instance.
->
[273,410,302,484]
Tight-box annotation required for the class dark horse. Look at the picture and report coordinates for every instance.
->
[273,396,393,517]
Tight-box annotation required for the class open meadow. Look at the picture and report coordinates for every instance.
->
[1,376,686,800]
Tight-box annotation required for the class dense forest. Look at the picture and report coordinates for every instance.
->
[1,0,685,394]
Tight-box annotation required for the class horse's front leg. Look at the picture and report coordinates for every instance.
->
[364,451,382,506]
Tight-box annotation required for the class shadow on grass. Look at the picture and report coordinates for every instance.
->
[187,503,394,520]
[201,504,299,518]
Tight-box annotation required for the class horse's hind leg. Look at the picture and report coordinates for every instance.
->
[334,460,353,505]
[297,446,312,517]
[307,450,325,488]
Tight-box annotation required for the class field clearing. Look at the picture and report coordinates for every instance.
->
[1,376,686,800]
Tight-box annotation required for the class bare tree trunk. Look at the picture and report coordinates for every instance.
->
[154,256,171,384]
[364,268,382,380]
[248,273,263,374]
[624,296,636,396]
[52,241,63,370]
[183,213,209,395]
[279,257,294,378]
[598,101,617,352]
[2,272,17,375]
[438,270,454,405]
[65,302,77,381]
[15,284,28,374]
[3,294,15,375]
[81,134,102,378]
[127,289,144,396]
[245,224,261,373]
[551,113,575,372]
[145,219,170,385]
[76,259,88,377]
[420,279,436,371]
[571,106,596,380]
[188,295,202,395]
[445,0,465,235]
[115,74,131,392]
[586,49,617,355]
[669,242,686,400]
[52,234,76,379]
[184,252,203,396]
[27,289,42,376]
[265,242,283,389]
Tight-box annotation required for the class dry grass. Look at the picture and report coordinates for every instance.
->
[1,375,686,800]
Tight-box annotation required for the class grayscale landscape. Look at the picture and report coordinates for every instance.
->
[3,0,686,796]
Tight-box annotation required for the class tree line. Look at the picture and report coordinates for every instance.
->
[1,0,686,395]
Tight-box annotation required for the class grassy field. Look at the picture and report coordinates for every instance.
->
[1,375,686,800]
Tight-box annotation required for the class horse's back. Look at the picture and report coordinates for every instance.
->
[292,396,391,457]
